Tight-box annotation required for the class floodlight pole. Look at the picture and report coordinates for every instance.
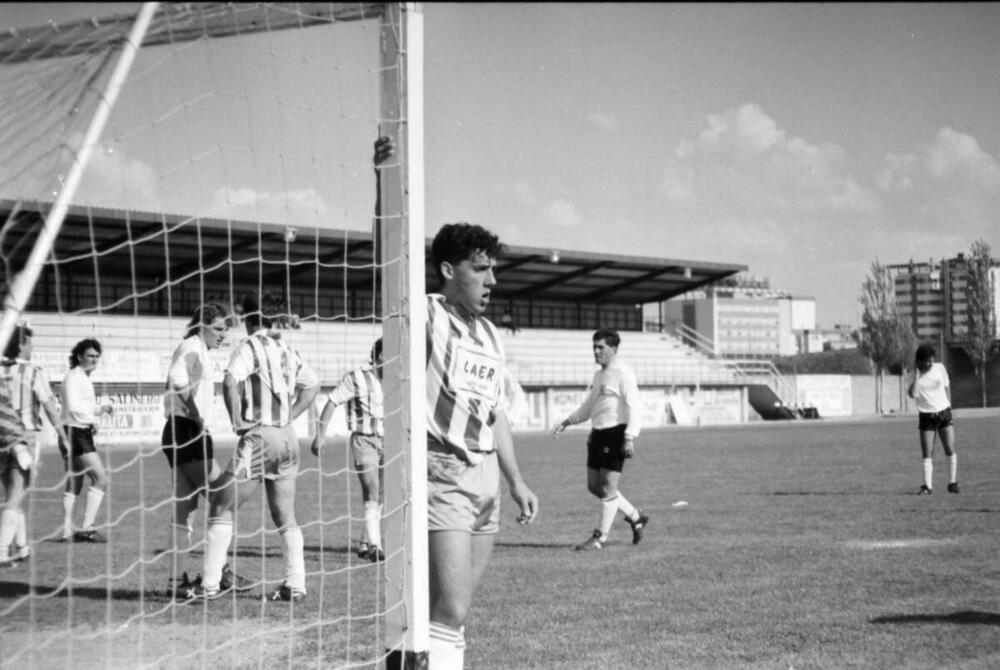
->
[0,2,159,349]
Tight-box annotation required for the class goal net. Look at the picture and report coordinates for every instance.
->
[0,3,426,668]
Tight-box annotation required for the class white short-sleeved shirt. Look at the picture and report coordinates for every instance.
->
[912,362,950,413]
[60,366,99,428]
[566,359,642,439]
[164,335,215,420]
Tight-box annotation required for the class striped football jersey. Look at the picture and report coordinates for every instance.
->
[0,357,55,431]
[425,294,505,463]
[325,365,383,436]
[226,330,319,427]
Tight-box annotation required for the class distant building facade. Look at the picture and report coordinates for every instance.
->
[652,274,816,358]
[889,254,1000,343]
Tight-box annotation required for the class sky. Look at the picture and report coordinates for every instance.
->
[2,3,999,328]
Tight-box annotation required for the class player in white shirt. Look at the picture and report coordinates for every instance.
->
[907,344,958,494]
[161,302,246,597]
[552,329,650,550]
[59,339,113,543]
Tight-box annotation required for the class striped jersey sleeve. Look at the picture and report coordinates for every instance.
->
[425,294,505,462]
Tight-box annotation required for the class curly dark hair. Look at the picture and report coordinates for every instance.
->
[430,222,505,284]
[69,338,102,368]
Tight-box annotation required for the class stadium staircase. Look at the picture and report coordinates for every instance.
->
[674,324,798,420]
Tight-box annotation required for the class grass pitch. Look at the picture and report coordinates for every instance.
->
[2,413,1000,669]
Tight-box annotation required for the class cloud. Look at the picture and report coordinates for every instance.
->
[76,140,163,211]
[206,186,331,225]
[492,180,538,206]
[663,103,879,217]
[876,127,1000,235]
[544,198,581,228]
[586,111,620,134]
[879,126,1000,188]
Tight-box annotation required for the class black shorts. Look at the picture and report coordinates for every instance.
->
[918,408,954,432]
[161,416,214,467]
[64,426,96,460]
[586,424,628,473]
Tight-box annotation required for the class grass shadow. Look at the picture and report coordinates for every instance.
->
[872,611,1000,625]
[304,544,353,555]
[0,581,145,601]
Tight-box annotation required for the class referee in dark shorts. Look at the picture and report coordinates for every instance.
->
[552,328,650,550]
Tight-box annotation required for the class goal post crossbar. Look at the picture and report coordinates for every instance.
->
[0,3,387,63]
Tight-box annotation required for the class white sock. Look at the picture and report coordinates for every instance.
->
[922,458,933,489]
[14,508,27,549]
[616,492,638,521]
[282,526,306,593]
[948,454,958,483]
[202,519,233,591]
[0,509,18,557]
[62,492,77,537]
[429,621,465,670]
[364,501,381,548]
[81,486,105,530]
[599,496,618,539]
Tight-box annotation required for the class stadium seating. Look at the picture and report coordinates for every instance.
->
[23,312,380,387]
[23,312,742,390]
[500,328,741,387]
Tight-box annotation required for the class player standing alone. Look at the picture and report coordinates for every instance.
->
[59,339,114,542]
[424,222,539,669]
[907,344,958,495]
[552,328,649,550]
[311,337,386,562]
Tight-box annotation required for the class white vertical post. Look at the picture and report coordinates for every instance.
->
[403,0,429,658]
[380,2,428,667]
[0,2,159,350]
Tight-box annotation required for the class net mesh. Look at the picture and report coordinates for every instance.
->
[0,3,412,668]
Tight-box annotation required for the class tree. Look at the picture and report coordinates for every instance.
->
[857,259,916,413]
[964,239,998,408]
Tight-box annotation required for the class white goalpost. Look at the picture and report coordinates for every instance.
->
[0,3,426,668]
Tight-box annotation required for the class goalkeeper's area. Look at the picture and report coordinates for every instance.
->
[0,3,427,668]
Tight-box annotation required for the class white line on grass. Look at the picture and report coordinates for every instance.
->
[846,538,959,550]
